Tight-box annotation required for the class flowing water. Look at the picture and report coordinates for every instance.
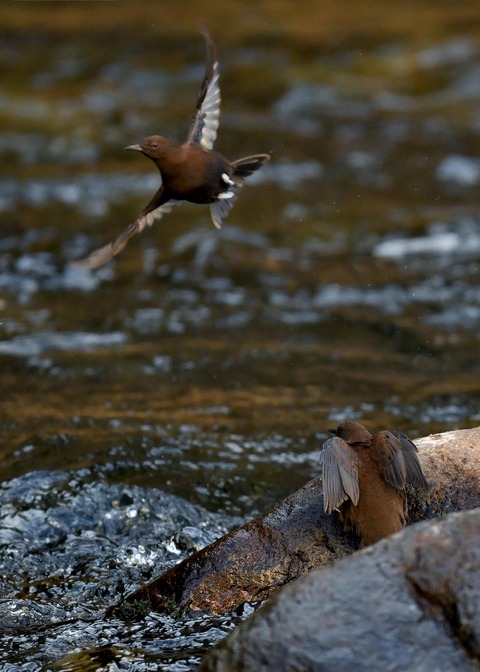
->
[1,2,480,669]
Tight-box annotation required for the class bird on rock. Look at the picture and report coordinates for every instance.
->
[72,31,270,269]
[321,420,430,546]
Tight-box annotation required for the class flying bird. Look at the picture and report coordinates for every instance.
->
[72,31,270,269]
[321,421,430,546]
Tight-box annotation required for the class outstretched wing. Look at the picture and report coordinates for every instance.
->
[71,190,179,269]
[374,430,429,491]
[390,431,430,490]
[321,436,360,514]
[185,30,220,150]
[373,431,407,490]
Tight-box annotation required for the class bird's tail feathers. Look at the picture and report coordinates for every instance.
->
[232,153,270,179]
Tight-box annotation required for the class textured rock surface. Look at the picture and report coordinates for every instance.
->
[107,475,353,617]
[200,508,480,671]
[414,426,480,516]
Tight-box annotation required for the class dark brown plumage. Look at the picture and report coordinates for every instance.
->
[72,31,270,269]
[321,420,429,546]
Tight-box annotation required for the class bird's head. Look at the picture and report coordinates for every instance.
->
[125,135,172,159]
[329,421,373,445]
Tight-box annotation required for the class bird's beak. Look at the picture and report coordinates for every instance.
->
[125,144,142,152]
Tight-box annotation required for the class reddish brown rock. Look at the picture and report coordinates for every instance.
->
[107,475,352,617]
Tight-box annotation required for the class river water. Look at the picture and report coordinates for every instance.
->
[1,2,480,669]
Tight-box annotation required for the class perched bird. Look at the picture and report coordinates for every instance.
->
[72,31,270,269]
[321,420,429,546]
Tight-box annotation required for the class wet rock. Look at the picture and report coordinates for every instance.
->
[106,475,352,618]
[199,508,480,672]
[108,426,480,619]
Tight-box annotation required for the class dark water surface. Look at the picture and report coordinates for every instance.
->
[1,2,480,669]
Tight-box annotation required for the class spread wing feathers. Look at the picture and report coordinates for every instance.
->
[321,437,360,514]
[71,199,179,270]
[374,431,408,490]
[137,198,180,231]
[186,31,220,151]
[390,431,430,490]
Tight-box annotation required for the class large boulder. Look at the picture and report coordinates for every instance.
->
[200,508,480,671]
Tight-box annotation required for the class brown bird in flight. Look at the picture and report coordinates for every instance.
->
[321,421,429,546]
[72,31,270,269]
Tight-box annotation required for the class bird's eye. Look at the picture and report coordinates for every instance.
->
[150,141,159,148]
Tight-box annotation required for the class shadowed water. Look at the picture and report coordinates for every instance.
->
[1,2,480,669]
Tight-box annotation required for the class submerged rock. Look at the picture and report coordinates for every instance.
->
[200,508,480,671]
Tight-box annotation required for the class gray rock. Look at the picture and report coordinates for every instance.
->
[200,508,480,671]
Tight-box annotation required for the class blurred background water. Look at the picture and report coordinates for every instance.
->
[1,1,480,669]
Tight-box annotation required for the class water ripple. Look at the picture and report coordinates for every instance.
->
[0,331,126,356]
